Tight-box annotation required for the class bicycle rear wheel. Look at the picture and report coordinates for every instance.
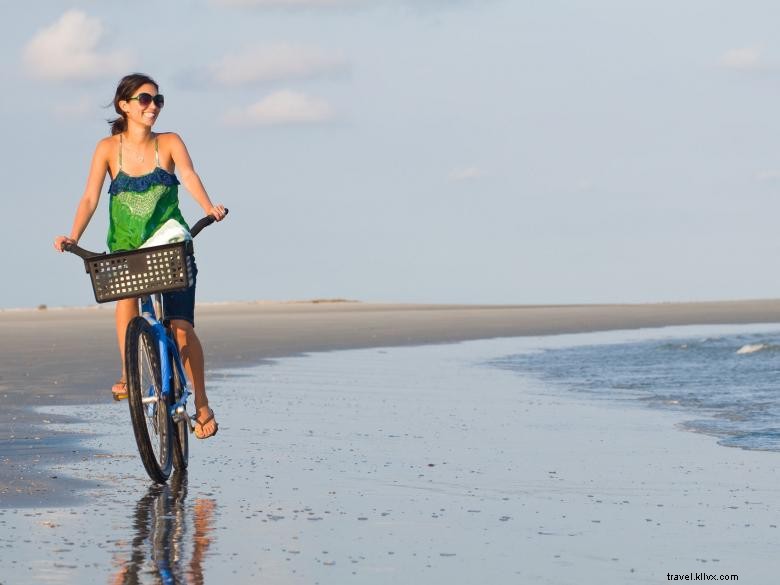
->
[126,317,173,483]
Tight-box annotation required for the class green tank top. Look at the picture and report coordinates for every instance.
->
[107,135,190,252]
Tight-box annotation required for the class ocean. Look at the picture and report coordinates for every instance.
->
[488,324,780,452]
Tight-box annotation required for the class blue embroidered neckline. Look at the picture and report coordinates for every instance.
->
[109,167,180,195]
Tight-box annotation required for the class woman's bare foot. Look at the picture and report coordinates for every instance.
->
[112,379,127,401]
[193,406,218,439]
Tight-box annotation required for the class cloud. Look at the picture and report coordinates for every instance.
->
[575,178,594,192]
[450,166,485,182]
[224,90,335,126]
[755,170,780,182]
[22,10,132,82]
[212,0,361,6]
[209,44,348,85]
[721,46,762,71]
[211,0,477,8]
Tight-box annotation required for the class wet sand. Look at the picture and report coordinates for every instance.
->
[1,332,779,583]
[3,299,780,507]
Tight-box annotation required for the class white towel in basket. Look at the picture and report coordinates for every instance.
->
[139,219,192,249]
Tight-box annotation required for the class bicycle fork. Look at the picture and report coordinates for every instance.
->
[165,337,196,434]
[140,309,196,434]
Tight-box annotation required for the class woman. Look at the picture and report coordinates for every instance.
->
[54,73,225,439]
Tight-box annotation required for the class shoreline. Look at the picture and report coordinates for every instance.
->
[3,299,780,507]
[6,298,780,409]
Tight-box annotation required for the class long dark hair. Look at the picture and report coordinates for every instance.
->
[108,73,159,135]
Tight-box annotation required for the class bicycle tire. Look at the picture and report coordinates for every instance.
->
[169,335,189,471]
[126,316,173,483]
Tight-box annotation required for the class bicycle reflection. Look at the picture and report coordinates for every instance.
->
[110,472,216,585]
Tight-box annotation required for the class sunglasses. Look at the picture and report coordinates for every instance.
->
[128,93,165,108]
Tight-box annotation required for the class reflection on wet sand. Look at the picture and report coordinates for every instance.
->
[110,473,216,585]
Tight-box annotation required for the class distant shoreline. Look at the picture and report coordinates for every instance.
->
[5,298,780,402]
[0,298,364,312]
[5,295,780,313]
[5,299,780,405]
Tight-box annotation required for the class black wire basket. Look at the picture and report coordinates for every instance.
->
[82,241,194,303]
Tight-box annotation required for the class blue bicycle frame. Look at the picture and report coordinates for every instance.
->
[138,294,192,428]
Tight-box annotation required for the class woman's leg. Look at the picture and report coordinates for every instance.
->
[169,319,218,438]
[113,298,139,393]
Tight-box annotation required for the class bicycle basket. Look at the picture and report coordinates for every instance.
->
[83,241,194,303]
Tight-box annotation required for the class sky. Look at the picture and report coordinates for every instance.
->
[2,0,780,308]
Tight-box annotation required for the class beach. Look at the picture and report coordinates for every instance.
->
[2,301,780,583]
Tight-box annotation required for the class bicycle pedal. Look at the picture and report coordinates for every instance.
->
[173,407,196,433]
[171,405,185,423]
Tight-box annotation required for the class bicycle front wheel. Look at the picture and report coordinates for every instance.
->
[126,317,173,483]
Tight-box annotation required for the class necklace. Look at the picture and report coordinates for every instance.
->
[123,142,148,163]
[121,134,153,164]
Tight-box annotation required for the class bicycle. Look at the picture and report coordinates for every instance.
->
[63,212,226,483]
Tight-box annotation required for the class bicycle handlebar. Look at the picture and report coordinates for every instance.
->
[62,209,228,260]
[62,242,99,260]
[189,208,228,238]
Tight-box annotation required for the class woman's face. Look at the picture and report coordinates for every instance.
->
[121,83,162,129]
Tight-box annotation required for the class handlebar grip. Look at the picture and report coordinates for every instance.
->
[63,242,102,260]
[190,208,229,238]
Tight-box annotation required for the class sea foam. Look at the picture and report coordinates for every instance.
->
[736,343,769,355]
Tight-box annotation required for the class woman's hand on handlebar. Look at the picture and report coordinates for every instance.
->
[208,204,227,221]
[53,235,77,252]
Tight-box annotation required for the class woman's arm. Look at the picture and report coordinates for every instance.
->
[53,139,110,251]
[168,133,226,221]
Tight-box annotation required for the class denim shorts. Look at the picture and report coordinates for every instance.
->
[163,257,198,326]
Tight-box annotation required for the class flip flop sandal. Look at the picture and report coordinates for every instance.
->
[112,380,128,401]
[194,408,219,439]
